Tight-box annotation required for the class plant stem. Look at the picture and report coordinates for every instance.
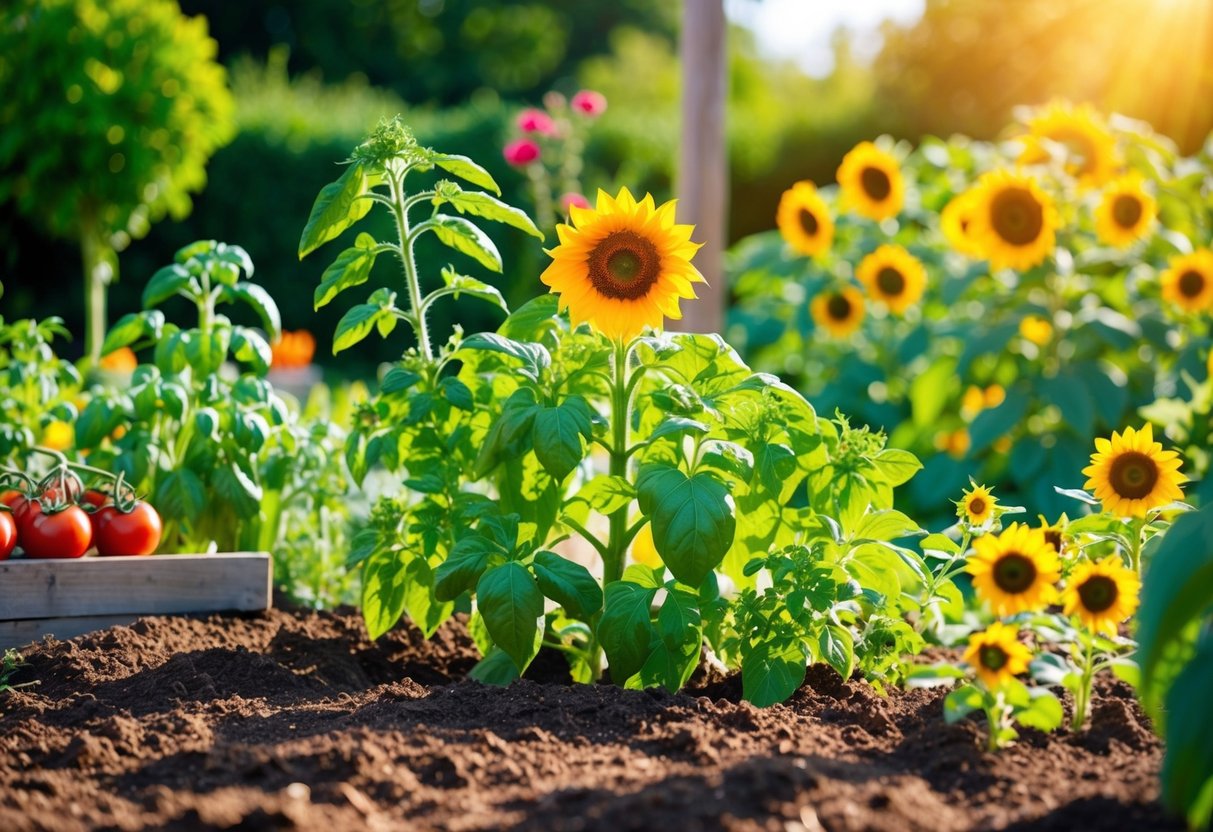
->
[388,166,433,361]
[1071,634,1096,732]
[81,220,111,366]
[1127,517,1145,574]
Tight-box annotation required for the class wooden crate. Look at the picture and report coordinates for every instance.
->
[0,552,272,650]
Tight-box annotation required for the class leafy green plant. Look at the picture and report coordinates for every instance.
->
[0,648,37,697]
[0,303,81,465]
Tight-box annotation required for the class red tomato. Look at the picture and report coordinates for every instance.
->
[0,511,16,560]
[19,505,92,559]
[1,489,22,507]
[94,502,162,557]
[81,489,110,509]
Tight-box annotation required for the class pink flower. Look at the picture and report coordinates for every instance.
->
[517,108,556,136]
[560,192,590,212]
[571,90,607,117]
[503,138,541,166]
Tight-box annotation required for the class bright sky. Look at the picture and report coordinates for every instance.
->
[726,0,927,76]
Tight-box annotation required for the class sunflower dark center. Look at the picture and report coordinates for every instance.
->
[993,553,1037,594]
[1043,529,1063,554]
[799,208,819,237]
[1112,194,1142,229]
[876,267,906,296]
[826,294,853,321]
[979,645,1008,671]
[1109,451,1159,499]
[967,497,988,517]
[990,187,1044,246]
[1077,575,1119,614]
[861,166,892,201]
[586,231,662,300]
[1178,270,1206,298]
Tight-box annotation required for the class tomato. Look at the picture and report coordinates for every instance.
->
[81,489,110,509]
[94,502,162,557]
[0,511,16,560]
[19,505,92,559]
[1,489,23,508]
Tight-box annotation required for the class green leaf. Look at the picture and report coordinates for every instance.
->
[362,553,407,640]
[441,189,543,239]
[403,557,454,638]
[333,289,397,353]
[381,366,421,394]
[532,397,593,481]
[1161,635,1213,829]
[101,312,147,355]
[943,683,985,723]
[142,264,190,307]
[920,533,960,556]
[631,590,702,694]
[154,469,206,523]
[428,215,503,273]
[460,332,550,382]
[818,625,855,679]
[299,164,372,258]
[314,232,379,309]
[637,464,736,587]
[430,153,501,195]
[231,327,272,374]
[434,535,501,601]
[597,580,658,682]
[473,388,540,478]
[1016,689,1064,732]
[742,639,808,707]
[476,562,545,673]
[910,358,956,427]
[428,267,508,313]
[969,393,1029,453]
[438,376,475,410]
[533,550,603,620]
[1040,371,1094,438]
[852,508,921,542]
[230,282,282,339]
[571,475,635,516]
[468,648,521,685]
[869,449,922,487]
[905,663,966,688]
[213,462,263,519]
[648,416,710,443]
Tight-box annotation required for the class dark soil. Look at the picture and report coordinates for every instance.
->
[0,608,1179,831]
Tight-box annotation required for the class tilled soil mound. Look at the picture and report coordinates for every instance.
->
[0,608,1179,831]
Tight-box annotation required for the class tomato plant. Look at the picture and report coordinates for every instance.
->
[93,502,162,557]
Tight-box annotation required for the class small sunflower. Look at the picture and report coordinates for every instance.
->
[1082,424,1186,518]
[958,483,997,527]
[811,287,865,338]
[540,187,704,341]
[1037,514,1070,557]
[968,170,1059,272]
[776,181,834,258]
[967,523,1060,616]
[855,245,927,314]
[941,190,986,258]
[836,142,904,221]
[1020,101,1119,188]
[1094,176,1156,248]
[964,622,1033,690]
[1019,315,1054,346]
[1062,556,1141,636]
[1159,250,1213,313]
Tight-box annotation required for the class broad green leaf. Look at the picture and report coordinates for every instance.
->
[434,535,501,601]
[213,462,263,519]
[910,358,956,427]
[74,399,123,449]
[1161,635,1213,829]
[473,388,541,478]
[429,267,508,313]
[476,562,545,672]
[1016,689,1064,732]
[1040,371,1094,437]
[943,683,985,723]
[314,232,379,309]
[570,475,635,516]
[460,332,551,381]
[648,416,710,443]
[231,327,271,374]
[154,469,206,522]
[230,282,282,339]
[299,164,372,258]
[403,557,454,638]
[362,553,407,640]
[531,396,592,481]
[597,580,658,682]
[920,533,960,556]
[852,509,921,542]
[101,312,147,355]
[905,663,965,688]
[441,189,543,239]
[428,215,502,272]
[637,464,736,587]
[869,448,923,487]
[142,264,190,307]
[333,289,397,354]
[430,153,501,195]
[818,625,855,679]
[381,366,421,394]
[468,648,522,685]
[533,550,603,620]
[969,393,1029,453]
[741,639,808,707]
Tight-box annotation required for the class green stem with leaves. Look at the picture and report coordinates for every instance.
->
[1071,633,1097,731]
[1128,517,1145,574]
[387,164,433,361]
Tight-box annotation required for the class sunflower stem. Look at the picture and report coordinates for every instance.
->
[1070,633,1096,732]
[1127,517,1145,575]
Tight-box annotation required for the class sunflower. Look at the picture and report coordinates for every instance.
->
[810,287,865,338]
[967,523,1060,616]
[540,187,704,341]
[776,181,834,258]
[836,142,904,221]
[1094,176,1156,249]
[1037,514,1070,557]
[1082,424,1186,518]
[1019,315,1054,346]
[855,245,927,314]
[1159,250,1213,313]
[968,170,1059,272]
[964,622,1033,690]
[958,483,997,527]
[1062,556,1141,636]
[941,190,986,258]
[631,524,662,568]
[1020,101,1119,188]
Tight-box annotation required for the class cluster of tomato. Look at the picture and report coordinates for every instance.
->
[0,474,162,560]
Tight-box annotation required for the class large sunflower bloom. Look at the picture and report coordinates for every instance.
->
[776,181,834,258]
[941,190,986,258]
[967,523,1060,616]
[1159,250,1213,313]
[540,188,704,340]
[1062,556,1141,637]
[1094,176,1156,249]
[1082,424,1186,517]
[968,170,1059,272]
[1020,101,1119,188]
[810,287,865,338]
[836,142,904,221]
[856,245,927,314]
[964,622,1033,690]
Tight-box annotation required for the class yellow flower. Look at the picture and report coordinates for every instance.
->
[836,141,904,221]
[776,181,834,258]
[810,287,865,338]
[540,187,704,341]
[41,420,74,451]
[1062,556,1141,636]
[967,523,1060,616]
[855,244,927,314]
[632,525,662,568]
[1159,249,1213,314]
[984,384,1006,409]
[98,346,138,373]
[968,170,1059,272]
[1038,514,1070,557]
[1019,315,1054,345]
[1020,101,1119,188]
[1094,176,1156,248]
[964,622,1033,690]
[958,483,996,527]
[961,386,986,420]
[941,190,986,258]
[1082,424,1186,517]
[935,428,970,459]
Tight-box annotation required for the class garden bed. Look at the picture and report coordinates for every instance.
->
[0,608,1178,831]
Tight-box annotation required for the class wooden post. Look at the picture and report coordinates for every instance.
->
[675,0,728,335]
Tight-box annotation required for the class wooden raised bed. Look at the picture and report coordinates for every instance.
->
[0,553,272,650]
